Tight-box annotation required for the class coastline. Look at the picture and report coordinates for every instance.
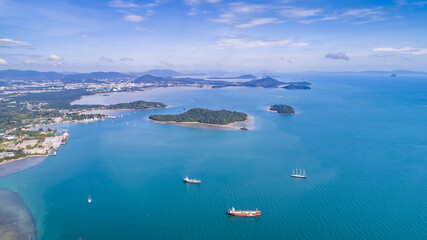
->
[149,116,253,130]
[0,106,167,176]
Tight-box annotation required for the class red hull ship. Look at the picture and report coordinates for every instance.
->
[183,176,201,184]
[227,207,261,217]
[61,133,69,144]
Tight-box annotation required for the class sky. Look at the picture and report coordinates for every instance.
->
[0,0,426,73]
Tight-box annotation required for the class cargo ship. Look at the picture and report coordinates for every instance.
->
[183,176,201,184]
[61,133,69,144]
[291,168,306,178]
[227,207,261,217]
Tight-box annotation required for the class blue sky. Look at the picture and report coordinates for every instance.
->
[0,0,426,72]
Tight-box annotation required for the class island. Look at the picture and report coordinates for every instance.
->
[104,100,166,110]
[149,108,248,129]
[283,84,311,90]
[269,104,295,114]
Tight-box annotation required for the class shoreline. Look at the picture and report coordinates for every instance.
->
[0,154,49,167]
[149,117,252,130]
[0,106,167,175]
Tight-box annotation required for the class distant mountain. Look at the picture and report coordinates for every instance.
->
[129,69,181,77]
[242,76,284,88]
[132,75,167,84]
[0,69,135,82]
[0,70,63,81]
[208,74,257,80]
[132,75,207,84]
[65,72,134,81]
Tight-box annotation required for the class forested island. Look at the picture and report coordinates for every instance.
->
[269,105,295,114]
[149,108,248,125]
[104,100,166,110]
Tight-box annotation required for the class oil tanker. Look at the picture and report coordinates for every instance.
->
[227,207,261,217]
[183,176,201,184]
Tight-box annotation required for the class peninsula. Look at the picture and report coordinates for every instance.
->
[149,108,248,129]
[269,105,296,114]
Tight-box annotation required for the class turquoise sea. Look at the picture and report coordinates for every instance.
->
[0,74,426,239]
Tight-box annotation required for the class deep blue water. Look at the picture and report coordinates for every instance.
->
[0,74,426,239]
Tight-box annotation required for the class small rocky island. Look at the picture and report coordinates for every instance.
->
[149,108,248,128]
[269,104,296,114]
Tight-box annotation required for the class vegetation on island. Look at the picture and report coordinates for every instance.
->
[105,100,166,110]
[269,105,295,114]
[242,76,284,88]
[149,108,248,125]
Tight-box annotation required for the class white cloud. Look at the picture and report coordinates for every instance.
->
[373,47,427,55]
[206,0,221,3]
[0,58,7,65]
[48,54,63,61]
[123,14,144,22]
[109,0,138,8]
[183,0,200,6]
[120,57,134,61]
[280,7,322,18]
[209,2,269,26]
[0,38,32,47]
[211,38,309,49]
[187,8,208,16]
[236,18,282,28]
[209,13,236,24]
[24,60,39,65]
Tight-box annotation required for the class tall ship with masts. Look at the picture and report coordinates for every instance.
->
[291,168,306,178]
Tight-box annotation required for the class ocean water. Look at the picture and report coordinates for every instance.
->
[0,74,426,240]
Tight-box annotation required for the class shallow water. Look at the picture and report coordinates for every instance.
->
[0,190,37,240]
[0,74,426,239]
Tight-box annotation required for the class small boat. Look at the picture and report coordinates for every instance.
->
[291,168,306,178]
[227,207,261,217]
[183,176,201,184]
[88,198,92,203]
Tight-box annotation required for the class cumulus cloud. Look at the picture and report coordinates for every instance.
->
[212,38,308,49]
[373,47,427,55]
[236,18,282,28]
[0,38,32,47]
[99,57,113,63]
[0,58,7,65]
[123,14,144,22]
[326,52,350,61]
[48,54,63,61]
[120,57,134,61]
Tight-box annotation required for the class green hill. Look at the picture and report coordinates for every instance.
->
[149,108,247,125]
[269,104,295,114]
